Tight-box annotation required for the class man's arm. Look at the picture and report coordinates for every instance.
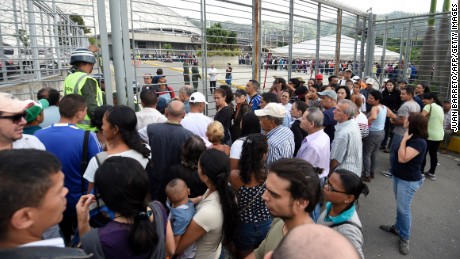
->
[80,79,99,119]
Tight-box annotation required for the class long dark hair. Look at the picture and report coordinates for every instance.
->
[239,134,268,184]
[199,149,238,245]
[95,157,157,255]
[240,112,261,137]
[422,92,442,106]
[106,105,150,158]
[408,113,428,139]
[180,135,206,169]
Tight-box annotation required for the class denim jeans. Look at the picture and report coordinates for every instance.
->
[393,176,423,240]
[363,130,385,177]
[389,134,404,173]
[234,218,272,251]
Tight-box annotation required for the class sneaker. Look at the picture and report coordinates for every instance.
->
[370,173,375,179]
[379,224,400,236]
[384,148,390,153]
[424,172,436,181]
[399,238,410,255]
[361,176,371,182]
[381,171,393,178]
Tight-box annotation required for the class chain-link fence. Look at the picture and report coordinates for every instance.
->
[0,0,452,104]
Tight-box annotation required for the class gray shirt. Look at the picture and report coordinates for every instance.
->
[393,100,421,136]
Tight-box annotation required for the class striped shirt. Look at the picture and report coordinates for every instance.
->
[330,119,363,176]
[266,125,295,166]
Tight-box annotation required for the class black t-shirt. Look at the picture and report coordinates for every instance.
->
[169,164,207,198]
[393,137,427,181]
[215,106,233,143]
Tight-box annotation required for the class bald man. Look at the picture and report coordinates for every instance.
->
[265,224,360,259]
[142,100,195,204]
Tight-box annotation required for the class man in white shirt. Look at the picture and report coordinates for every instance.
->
[180,92,213,146]
[136,89,167,130]
[208,64,218,94]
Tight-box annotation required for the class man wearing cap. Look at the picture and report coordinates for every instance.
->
[23,99,49,135]
[255,103,294,166]
[353,76,366,89]
[315,74,324,86]
[37,87,61,128]
[64,48,103,130]
[339,69,353,86]
[180,92,213,146]
[0,93,44,151]
[0,93,62,240]
[330,99,363,176]
[361,78,375,113]
[34,94,101,243]
[318,90,338,143]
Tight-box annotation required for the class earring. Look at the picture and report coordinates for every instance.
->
[344,201,348,204]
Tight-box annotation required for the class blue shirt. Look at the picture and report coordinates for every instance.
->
[35,123,101,215]
[248,94,261,111]
[167,200,196,235]
[323,107,337,143]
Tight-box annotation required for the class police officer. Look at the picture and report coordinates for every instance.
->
[64,48,103,130]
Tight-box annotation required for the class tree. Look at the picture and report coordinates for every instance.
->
[163,43,172,56]
[417,0,437,87]
[17,29,30,47]
[206,23,237,50]
[69,15,91,34]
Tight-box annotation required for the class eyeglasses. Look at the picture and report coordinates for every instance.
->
[325,179,347,194]
[0,112,27,123]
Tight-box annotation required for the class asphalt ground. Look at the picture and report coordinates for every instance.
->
[137,61,460,259]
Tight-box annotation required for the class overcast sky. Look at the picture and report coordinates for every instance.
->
[336,0,447,14]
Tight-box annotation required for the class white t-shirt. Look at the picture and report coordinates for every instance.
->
[181,112,213,146]
[136,107,167,130]
[208,68,218,81]
[193,190,223,259]
[229,137,246,159]
[355,112,369,138]
[12,134,45,150]
[83,149,150,183]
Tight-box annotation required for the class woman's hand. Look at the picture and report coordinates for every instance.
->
[76,194,95,236]
[402,131,413,142]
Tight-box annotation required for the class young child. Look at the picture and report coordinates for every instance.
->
[165,178,201,259]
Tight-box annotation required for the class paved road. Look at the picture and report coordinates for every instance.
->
[138,61,460,258]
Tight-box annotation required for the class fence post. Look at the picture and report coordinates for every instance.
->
[353,15,359,75]
[398,27,404,81]
[14,0,25,78]
[200,0,209,115]
[97,0,113,105]
[359,16,366,78]
[403,18,413,82]
[252,0,261,82]
[315,3,321,76]
[120,0,134,109]
[27,0,41,81]
[109,0,127,106]
[380,17,388,85]
[335,9,343,76]
[287,0,294,80]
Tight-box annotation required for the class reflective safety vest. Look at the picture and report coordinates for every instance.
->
[64,71,103,131]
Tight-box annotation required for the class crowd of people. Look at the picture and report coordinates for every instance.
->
[0,47,454,259]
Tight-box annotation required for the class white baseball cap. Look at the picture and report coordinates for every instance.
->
[254,103,286,118]
[189,92,209,104]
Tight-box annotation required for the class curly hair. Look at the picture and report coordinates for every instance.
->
[239,133,268,184]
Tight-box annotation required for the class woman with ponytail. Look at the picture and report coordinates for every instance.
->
[229,133,272,258]
[318,169,369,259]
[83,105,151,192]
[76,156,175,258]
[175,149,239,258]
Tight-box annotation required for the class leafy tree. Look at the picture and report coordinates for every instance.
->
[17,29,30,47]
[69,15,91,34]
[206,23,237,50]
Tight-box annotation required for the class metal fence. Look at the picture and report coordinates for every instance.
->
[0,0,452,105]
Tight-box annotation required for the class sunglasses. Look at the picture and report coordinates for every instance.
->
[0,112,27,123]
